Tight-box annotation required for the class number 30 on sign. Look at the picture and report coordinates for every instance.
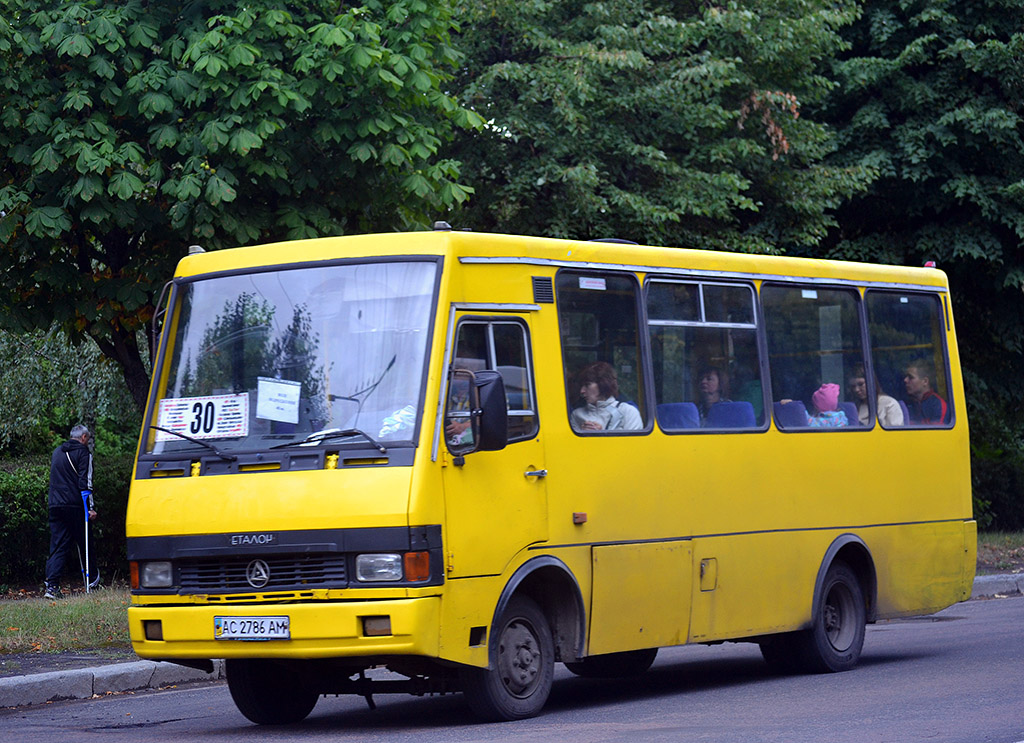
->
[156,393,250,441]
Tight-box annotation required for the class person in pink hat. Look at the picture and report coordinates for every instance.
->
[807,383,849,427]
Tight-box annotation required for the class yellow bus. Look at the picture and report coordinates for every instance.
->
[126,228,975,724]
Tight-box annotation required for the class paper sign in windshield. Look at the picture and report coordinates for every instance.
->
[256,377,301,424]
[156,393,249,441]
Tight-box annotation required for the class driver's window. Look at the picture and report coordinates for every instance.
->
[449,320,538,444]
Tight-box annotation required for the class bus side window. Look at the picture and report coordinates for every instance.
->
[451,320,539,444]
[556,271,648,434]
[762,285,865,430]
[647,280,764,431]
[866,292,952,427]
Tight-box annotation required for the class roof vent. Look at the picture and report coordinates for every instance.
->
[433,221,452,231]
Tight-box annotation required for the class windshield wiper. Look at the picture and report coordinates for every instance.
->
[149,425,238,462]
[270,428,387,454]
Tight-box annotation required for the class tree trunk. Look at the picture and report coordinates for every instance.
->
[93,324,151,414]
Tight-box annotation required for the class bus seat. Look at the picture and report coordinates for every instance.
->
[657,402,700,430]
[898,399,910,426]
[453,357,487,372]
[774,400,809,429]
[706,401,756,428]
[840,402,859,426]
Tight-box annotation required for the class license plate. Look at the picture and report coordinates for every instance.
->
[214,616,290,641]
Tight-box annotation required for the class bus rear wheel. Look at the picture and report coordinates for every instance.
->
[226,659,319,725]
[760,561,867,674]
[564,648,658,678]
[460,595,554,721]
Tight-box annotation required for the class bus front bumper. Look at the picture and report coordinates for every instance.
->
[128,597,440,660]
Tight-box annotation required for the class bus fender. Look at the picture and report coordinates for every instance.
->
[490,556,586,664]
[812,534,878,623]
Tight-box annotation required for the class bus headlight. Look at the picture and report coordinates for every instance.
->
[140,561,174,588]
[356,554,403,582]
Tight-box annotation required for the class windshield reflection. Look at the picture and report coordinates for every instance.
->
[146,260,437,455]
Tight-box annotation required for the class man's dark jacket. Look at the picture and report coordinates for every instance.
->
[49,439,93,509]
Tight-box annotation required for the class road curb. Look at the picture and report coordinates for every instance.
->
[0,659,223,709]
[971,573,1024,599]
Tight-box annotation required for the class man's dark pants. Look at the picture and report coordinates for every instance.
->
[45,505,93,586]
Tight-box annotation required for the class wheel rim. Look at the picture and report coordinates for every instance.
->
[497,618,543,698]
[822,581,857,652]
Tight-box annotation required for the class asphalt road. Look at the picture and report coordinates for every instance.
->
[1,596,1021,743]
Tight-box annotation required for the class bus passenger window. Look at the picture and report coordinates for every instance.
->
[556,272,648,434]
[647,280,764,431]
[762,285,864,430]
[866,292,952,427]
[449,319,539,445]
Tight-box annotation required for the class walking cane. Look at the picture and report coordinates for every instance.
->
[82,490,91,594]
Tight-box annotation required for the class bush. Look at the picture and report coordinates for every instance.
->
[0,463,49,584]
[965,368,1024,531]
[0,453,133,587]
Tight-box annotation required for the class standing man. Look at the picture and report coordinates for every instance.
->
[43,424,98,599]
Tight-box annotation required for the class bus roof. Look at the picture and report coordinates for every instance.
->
[174,231,949,290]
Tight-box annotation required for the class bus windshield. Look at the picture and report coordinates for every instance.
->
[145,260,437,455]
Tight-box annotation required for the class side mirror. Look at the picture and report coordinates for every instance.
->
[473,370,508,451]
[444,369,508,455]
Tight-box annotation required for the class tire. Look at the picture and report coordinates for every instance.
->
[226,659,319,725]
[797,561,866,672]
[564,648,658,678]
[460,595,555,721]
[760,562,866,674]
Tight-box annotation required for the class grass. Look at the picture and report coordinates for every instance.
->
[976,530,1024,574]
[0,531,1020,655]
[0,586,131,653]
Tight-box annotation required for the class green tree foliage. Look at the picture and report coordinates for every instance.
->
[0,327,139,457]
[0,0,481,411]
[818,0,1024,528]
[448,0,873,252]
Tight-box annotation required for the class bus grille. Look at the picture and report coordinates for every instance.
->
[178,554,347,592]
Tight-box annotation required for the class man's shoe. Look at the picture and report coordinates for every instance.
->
[43,584,63,600]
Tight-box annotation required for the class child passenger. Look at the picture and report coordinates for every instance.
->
[807,383,848,428]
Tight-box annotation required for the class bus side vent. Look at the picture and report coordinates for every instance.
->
[532,276,554,304]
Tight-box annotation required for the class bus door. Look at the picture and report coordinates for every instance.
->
[440,312,548,579]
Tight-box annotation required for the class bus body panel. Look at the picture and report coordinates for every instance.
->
[127,466,414,537]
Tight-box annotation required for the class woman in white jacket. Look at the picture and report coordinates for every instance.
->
[570,361,643,432]
[848,364,904,427]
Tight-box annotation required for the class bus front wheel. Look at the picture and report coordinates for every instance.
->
[460,595,555,721]
[226,659,319,725]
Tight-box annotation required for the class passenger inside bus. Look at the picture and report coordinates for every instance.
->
[847,364,904,427]
[445,378,474,445]
[807,383,848,427]
[696,366,731,423]
[903,359,949,424]
[570,361,642,432]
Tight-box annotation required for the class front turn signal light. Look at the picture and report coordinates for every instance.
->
[403,551,430,582]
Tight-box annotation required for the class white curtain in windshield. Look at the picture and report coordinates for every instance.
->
[149,261,436,453]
